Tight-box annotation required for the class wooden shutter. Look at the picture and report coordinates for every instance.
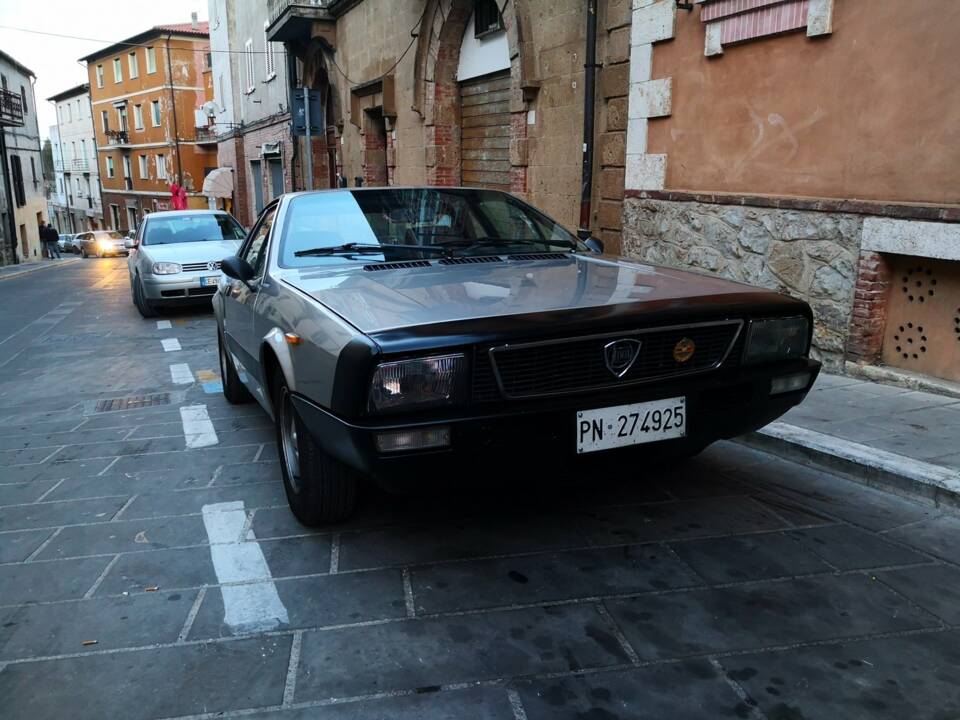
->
[460,71,511,191]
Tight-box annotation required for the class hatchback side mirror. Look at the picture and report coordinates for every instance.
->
[221,255,255,284]
[124,238,137,249]
[584,236,604,254]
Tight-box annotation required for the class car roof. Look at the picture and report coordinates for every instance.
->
[144,210,229,220]
[278,186,513,202]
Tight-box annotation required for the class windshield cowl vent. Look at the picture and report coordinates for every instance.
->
[362,260,433,272]
[437,255,503,266]
[508,252,570,261]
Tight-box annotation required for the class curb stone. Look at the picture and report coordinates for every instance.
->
[737,421,960,511]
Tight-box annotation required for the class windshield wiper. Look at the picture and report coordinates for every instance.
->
[294,242,451,257]
[433,237,578,253]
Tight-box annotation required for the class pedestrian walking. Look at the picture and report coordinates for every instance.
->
[41,221,61,259]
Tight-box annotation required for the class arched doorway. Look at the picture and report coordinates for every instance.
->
[300,41,341,189]
[414,0,539,192]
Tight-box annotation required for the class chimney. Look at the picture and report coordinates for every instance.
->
[191,12,199,29]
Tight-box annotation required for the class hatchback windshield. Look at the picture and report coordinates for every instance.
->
[93,231,123,240]
[142,214,245,245]
[279,189,580,266]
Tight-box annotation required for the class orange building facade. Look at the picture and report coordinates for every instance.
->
[81,22,216,233]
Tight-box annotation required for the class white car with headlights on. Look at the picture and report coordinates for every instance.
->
[126,210,246,317]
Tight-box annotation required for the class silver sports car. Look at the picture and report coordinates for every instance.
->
[127,210,246,317]
[215,187,819,525]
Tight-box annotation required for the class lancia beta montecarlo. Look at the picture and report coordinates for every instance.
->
[214,187,819,525]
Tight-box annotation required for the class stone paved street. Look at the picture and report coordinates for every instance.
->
[1,259,959,719]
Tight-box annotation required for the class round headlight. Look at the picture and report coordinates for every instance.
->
[153,262,182,275]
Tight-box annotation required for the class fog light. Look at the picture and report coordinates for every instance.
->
[770,373,810,395]
[375,426,451,453]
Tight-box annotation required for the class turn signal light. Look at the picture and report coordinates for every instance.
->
[375,426,451,453]
[770,373,810,395]
[284,333,302,345]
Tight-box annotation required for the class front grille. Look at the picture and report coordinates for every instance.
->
[160,289,186,297]
[188,286,217,296]
[472,321,743,401]
[182,261,221,272]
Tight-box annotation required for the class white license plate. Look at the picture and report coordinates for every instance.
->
[577,397,686,454]
[200,275,219,287]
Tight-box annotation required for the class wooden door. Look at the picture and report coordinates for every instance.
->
[459,71,511,191]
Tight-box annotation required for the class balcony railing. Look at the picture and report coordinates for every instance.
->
[71,158,89,172]
[106,129,130,146]
[267,0,334,42]
[54,159,64,172]
[0,88,24,128]
[195,126,218,143]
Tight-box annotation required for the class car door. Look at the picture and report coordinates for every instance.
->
[221,202,277,390]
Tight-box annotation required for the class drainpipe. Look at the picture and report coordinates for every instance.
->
[165,35,184,187]
[577,0,599,239]
[0,128,18,263]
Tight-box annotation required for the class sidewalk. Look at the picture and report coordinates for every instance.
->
[0,257,81,281]
[740,372,960,509]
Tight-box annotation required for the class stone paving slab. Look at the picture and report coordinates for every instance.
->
[0,636,292,720]
[294,605,630,701]
[0,556,113,605]
[410,544,702,614]
[514,662,746,719]
[605,574,941,661]
[0,589,198,661]
[722,630,960,719]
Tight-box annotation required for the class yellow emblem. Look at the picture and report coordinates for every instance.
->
[673,337,696,363]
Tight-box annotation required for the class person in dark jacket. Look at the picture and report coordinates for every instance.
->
[41,221,61,259]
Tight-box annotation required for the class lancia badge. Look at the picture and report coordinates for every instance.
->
[604,339,642,378]
[673,337,696,363]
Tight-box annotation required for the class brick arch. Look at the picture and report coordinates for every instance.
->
[413,0,538,190]
[300,40,342,188]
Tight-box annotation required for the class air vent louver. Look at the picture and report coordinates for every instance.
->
[362,260,432,271]
[507,252,570,261]
[438,255,503,266]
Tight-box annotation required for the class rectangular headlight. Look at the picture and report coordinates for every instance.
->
[368,353,466,412]
[744,317,810,364]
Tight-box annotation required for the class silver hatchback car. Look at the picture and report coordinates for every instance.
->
[127,210,246,317]
[215,188,820,526]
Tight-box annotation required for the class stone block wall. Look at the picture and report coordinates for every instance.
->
[621,196,863,369]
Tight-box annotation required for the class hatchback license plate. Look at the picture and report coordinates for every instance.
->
[200,275,219,287]
[577,397,686,454]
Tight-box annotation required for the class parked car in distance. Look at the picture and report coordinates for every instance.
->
[215,187,821,526]
[127,210,246,317]
[78,230,127,258]
[57,233,75,254]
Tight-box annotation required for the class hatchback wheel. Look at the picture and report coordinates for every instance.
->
[133,274,157,318]
[272,368,358,526]
[218,328,252,404]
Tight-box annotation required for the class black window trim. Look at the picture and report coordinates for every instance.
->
[239,200,279,278]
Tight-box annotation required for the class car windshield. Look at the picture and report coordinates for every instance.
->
[142,214,245,245]
[94,231,123,240]
[279,188,581,266]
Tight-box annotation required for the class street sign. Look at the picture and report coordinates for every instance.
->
[292,88,324,136]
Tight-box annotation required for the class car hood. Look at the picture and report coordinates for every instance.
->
[143,240,242,263]
[277,254,795,334]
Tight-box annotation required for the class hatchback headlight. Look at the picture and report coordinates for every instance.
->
[744,317,810,364]
[368,354,466,412]
[152,262,182,275]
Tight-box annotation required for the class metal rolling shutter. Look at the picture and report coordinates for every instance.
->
[459,71,511,190]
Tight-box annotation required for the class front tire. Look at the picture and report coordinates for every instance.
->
[133,274,157,318]
[273,368,358,526]
[81,248,87,258]
[218,328,252,404]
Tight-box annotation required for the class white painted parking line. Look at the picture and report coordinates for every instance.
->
[161,338,181,352]
[180,404,219,448]
[170,363,193,385]
[156,320,172,329]
[202,501,289,635]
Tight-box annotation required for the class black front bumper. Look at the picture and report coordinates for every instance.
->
[291,358,820,491]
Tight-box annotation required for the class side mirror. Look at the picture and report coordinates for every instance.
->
[124,238,137,249]
[221,255,255,284]
[584,236,604,254]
